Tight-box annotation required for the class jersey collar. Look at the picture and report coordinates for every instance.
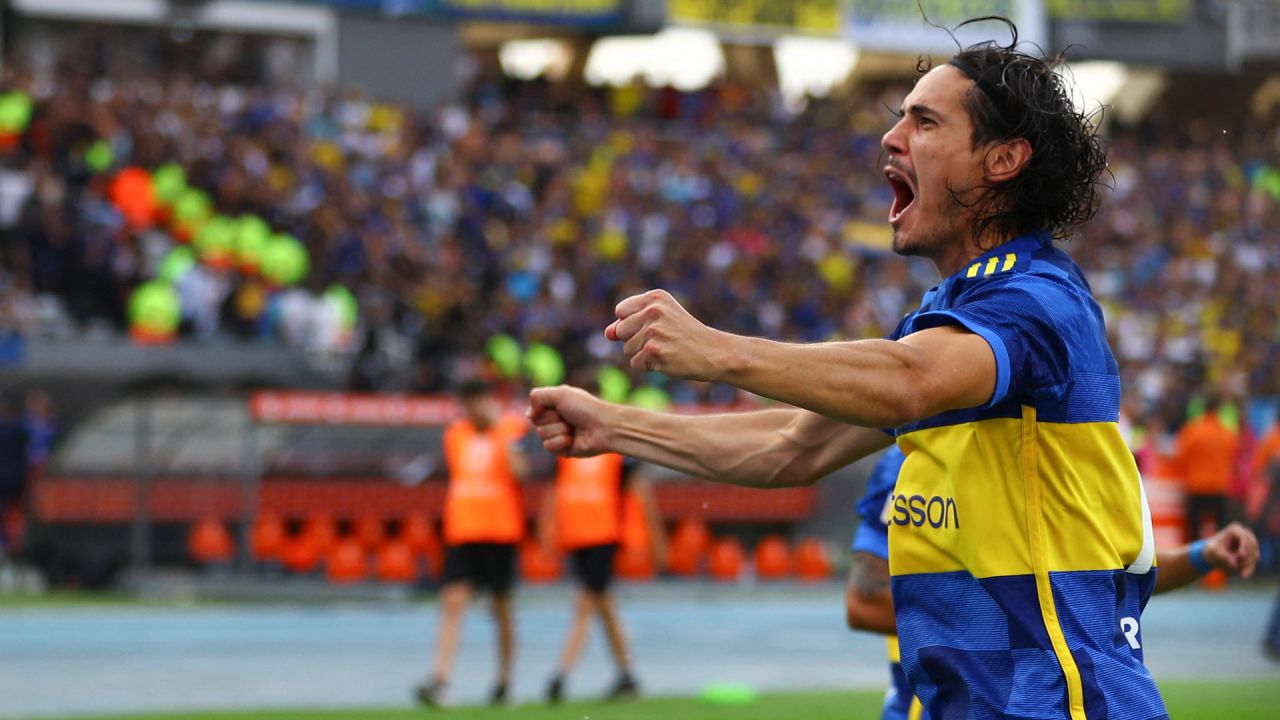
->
[950,230,1051,282]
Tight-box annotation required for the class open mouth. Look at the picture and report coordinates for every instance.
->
[885,166,917,225]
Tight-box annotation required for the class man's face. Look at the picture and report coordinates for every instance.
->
[881,65,987,259]
[462,394,498,429]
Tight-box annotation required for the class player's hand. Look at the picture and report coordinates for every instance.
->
[606,289,728,381]
[527,385,611,457]
[1203,522,1260,579]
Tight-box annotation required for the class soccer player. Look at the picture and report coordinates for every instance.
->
[530,20,1172,718]
[845,448,1261,720]
[538,452,665,703]
[416,379,529,708]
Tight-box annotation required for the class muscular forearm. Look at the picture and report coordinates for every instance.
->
[606,406,890,488]
[712,329,994,428]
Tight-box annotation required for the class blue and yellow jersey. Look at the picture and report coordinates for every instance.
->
[851,448,928,720]
[886,232,1165,720]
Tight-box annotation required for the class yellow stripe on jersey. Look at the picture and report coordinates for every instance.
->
[1021,406,1087,720]
[890,418,1145,578]
[908,697,925,720]
[967,254,1018,279]
[886,635,901,663]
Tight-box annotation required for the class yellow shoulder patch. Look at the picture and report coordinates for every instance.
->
[965,252,1018,279]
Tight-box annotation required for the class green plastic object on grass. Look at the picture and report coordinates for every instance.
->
[699,682,759,705]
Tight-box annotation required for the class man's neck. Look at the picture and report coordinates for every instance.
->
[933,232,1018,278]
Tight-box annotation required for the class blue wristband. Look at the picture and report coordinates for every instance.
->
[1188,540,1213,575]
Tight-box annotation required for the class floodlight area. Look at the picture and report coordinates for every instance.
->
[584,28,726,91]
[498,38,573,81]
[504,30,859,108]
[1063,61,1168,126]
[774,36,859,107]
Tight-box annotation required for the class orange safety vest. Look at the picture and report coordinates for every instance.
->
[554,454,626,550]
[442,415,526,545]
[1176,414,1239,495]
[619,487,650,552]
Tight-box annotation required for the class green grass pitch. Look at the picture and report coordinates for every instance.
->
[54,680,1280,720]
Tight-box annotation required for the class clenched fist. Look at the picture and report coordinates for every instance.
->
[527,385,612,457]
[606,289,730,381]
[1203,521,1260,579]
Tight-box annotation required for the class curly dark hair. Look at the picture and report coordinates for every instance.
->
[920,17,1109,247]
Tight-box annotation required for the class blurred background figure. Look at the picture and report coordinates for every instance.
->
[1176,396,1239,540]
[0,391,28,560]
[23,389,56,472]
[1248,417,1280,574]
[419,379,530,708]
[539,382,666,702]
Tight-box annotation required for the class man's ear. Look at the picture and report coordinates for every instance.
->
[984,138,1032,182]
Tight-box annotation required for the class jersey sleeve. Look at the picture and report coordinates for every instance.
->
[850,448,905,560]
[910,274,1076,407]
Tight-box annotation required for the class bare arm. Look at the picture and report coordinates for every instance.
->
[538,481,556,551]
[528,388,893,488]
[845,551,897,634]
[630,475,668,565]
[1154,522,1260,594]
[609,291,996,428]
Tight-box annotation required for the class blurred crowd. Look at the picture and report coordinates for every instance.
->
[0,50,1279,413]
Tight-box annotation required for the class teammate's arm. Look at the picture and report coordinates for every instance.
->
[1154,522,1260,594]
[845,551,896,634]
[607,291,996,427]
[528,390,893,487]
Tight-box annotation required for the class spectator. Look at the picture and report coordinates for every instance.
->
[0,391,29,558]
[22,389,55,470]
[0,49,1274,417]
[1250,421,1280,574]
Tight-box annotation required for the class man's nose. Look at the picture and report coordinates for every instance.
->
[882,121,907,156]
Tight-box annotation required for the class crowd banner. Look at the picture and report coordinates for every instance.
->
[846,0,1047,54]
[667,0,845,37]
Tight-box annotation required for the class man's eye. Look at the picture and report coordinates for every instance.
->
[920,117,936,128]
